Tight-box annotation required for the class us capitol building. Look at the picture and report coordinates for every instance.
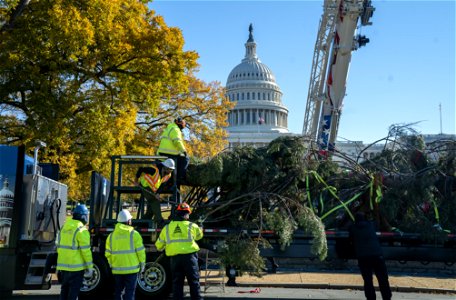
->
[223,25,455,160]
[0,177,14,247]
[225,24,292,149]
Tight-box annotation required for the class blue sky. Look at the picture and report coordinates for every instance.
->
[152,0,455,144]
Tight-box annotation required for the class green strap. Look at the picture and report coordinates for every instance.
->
[319,193,325,214]
[309,171,353,221]
[368,175,384,207]
[320,191,362,221]
[306,174,314,213]
[431,199,440,223]
[369,180,374,210]
[375,184,383,203]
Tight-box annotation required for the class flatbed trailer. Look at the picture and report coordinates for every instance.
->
[83,155,456,299]
[86,225,455,298]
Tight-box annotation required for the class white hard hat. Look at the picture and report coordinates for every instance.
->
[117,209,132,223]
[162,158,175,170]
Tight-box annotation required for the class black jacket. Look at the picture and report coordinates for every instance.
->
[349,219,383,258]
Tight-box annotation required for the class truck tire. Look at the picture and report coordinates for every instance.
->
[79,253,113,299]
[136,257,172,299]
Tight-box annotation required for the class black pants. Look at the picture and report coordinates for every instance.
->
[114,273,138,300]
[170,252,202,300]
[59,270,84,300]
[358,256,392,300]
[141,187,163,223]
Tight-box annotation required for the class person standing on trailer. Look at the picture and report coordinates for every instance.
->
[157,117,190,186]
[155,203,203,300]
[350,212,392,300]
[56,204,94,300]
[135,158,175,224]
[105,209,146,300]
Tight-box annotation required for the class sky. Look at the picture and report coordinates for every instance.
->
[151,0,455,144]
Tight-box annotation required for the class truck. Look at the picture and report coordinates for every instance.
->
[1,143,454,299]
[0,144,68,298]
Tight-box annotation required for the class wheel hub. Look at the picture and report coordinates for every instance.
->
[137,262,166,292]
[81,267,101,292]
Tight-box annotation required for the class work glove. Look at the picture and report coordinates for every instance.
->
[197,216,205,228]
[84,268,94,279]
[140,262,146,273]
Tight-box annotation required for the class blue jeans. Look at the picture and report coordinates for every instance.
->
[114,273,138,300]
[59,270,84,300]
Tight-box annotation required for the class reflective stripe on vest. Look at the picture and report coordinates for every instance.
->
[107,230,145,272]
[56,220,93,272]
[57,226,90,250]
[106,231,146,255]
[57,261,92,269]
[165,222,193,244]
[112,265,141,272]
[139,165,171,192]
[158,124,182,155]
[108,231,129,254]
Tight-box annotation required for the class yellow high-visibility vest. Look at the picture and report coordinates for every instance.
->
[105,223,146,274]
[155,220,203,256]
[139,165,171,192]
[56,219,93,271]
[157,122,186,155]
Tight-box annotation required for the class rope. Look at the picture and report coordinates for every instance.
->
[238,287,261,294]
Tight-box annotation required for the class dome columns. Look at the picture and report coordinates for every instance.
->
[228,108,288,128]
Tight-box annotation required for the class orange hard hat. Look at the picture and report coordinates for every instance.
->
[177,202,191,214]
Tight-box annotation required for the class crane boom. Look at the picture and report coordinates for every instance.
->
[302,0,374,150]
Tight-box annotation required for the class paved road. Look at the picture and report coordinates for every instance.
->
[10,284,456,300]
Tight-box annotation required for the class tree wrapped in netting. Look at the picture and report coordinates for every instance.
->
[186,136,328,274]
[184,128,455,273]
[359,125,456,240]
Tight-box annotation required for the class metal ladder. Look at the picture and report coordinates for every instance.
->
[202,250,225,293]
[25,252,53,286]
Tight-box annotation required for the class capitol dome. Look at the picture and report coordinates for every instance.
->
[226,24,289,148]
[0,177,14,246]
[0,177,14,219]
[0,178,14,199]
[227,59,277,87]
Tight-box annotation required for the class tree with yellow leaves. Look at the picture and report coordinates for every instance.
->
[0,0,232,200]
[132,75,233,157]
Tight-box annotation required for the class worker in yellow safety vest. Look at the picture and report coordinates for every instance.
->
[135,158,175,224]
[157,117,190,186]
[155,202,203,300]
[56,204,93,300]
[105,209,146,300]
